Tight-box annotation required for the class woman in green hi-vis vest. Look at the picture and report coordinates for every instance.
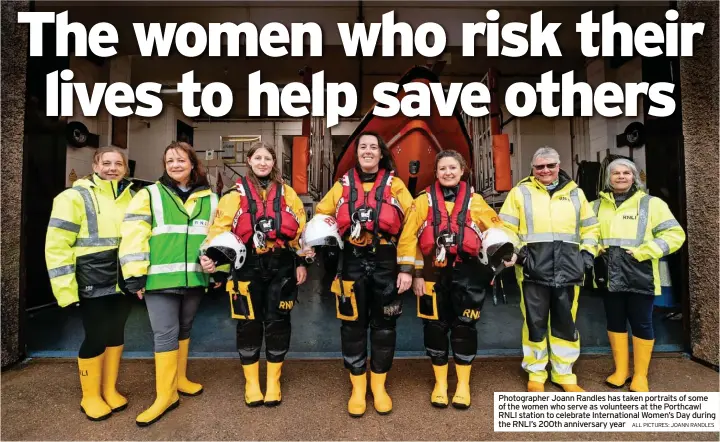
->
[120,141,219,427]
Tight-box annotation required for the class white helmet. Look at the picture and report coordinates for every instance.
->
[479,228,514,267]
[200,232,247,269]
[301,214,343,250]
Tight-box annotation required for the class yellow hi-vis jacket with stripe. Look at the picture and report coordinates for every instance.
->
[499,171,599,287]
[45,175,135,307]
[119,182,218,292]
[397,185,508,277]
[592,188,685,295]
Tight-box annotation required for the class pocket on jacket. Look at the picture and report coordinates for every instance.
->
[608,247,654,294]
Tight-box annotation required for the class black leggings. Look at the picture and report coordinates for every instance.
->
[603,291,655,340]
[79,294,131,359]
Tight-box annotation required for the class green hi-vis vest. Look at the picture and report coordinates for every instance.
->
[145,183,218,291]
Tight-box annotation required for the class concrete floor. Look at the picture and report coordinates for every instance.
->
[26,262,684,357]
[1,356,717,440]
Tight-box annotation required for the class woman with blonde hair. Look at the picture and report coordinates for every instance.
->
[45,147,135,421]
[203,141,307,408]
[120,141,218,426]
[593,158,685,392]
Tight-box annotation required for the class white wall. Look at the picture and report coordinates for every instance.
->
[127,105,194,181]
[587,57,646,181]
[505,115,574,185]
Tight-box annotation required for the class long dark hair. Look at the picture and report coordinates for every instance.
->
[162,141,209,187]
[245,141,283,188]
[355,131,396,173]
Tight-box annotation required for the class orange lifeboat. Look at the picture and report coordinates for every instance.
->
[334,66,474,195]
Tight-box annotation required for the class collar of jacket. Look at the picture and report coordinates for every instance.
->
[159,172,210,196]
[76,174,134,198]
[600,186,643,205]
[520,169,574,194]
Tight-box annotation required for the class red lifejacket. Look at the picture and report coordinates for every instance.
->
[231,176,300,246]
[335,168,404,238]
[417,181,483,257]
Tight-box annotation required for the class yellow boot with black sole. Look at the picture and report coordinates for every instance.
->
[606,332,631,388]
[629,336,654,392]
[242,362,264,407]
[136,350,180,427]
[348,373,367,417]
[78,354,113,421]
[264,361,283,406]
[370,372,392,415]
[452,364,471,409]
[102,345,128,412]
[430,364,449,408]
[177,339,203,396]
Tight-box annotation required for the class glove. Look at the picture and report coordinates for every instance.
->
[581,251,594,271]
[516,246,528,266]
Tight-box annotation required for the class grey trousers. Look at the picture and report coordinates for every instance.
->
[144,288,204,353]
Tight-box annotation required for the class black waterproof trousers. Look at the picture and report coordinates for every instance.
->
[333,244,402,375]
[418,256,491,366]
[231,248,298,365]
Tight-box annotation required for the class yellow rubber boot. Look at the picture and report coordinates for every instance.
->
[606,332,631,388]
[629,337,655,392]
[527,381,545,392]
[430,364,449,408]
[177,339,203,396]
[348,373,367,417]
[242,362,264,407]
[78,355,112,421]
[370,372,392,415]
[452,364,471,409]
[102,345,128,412]
[264,361,283,406]
[557,383,585,392]
[136,351,180,427]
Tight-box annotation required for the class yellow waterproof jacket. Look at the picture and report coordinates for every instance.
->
[45,175,135,307]
[499,170,599,287]
[315,171,414,271]
[205,181,306,251]
[119,182,216,292]
[593,188,685,295]
[397,184,507,276]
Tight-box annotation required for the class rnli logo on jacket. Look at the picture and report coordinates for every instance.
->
[193,220,208,227]
[463,309,481,320]
[558,196,570,202]
[623,215,637,220]
[279,300,294,310]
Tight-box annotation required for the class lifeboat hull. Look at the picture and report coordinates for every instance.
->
[334,66,473,195]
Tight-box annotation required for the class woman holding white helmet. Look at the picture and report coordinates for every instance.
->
[396,150,513,409]
[202,141,306,408]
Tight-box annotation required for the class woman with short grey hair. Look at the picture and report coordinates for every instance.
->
[593,158,685,392]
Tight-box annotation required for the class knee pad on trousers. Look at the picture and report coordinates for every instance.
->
[549,321,579,342]
[236,320,263,364]
[450,323,478,365]
[370,326,396,374]
[264,319,291,362]
[341,322,368,375]
[424,321,450,365]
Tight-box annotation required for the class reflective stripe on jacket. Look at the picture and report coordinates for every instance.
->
[593,188,685,295]
[45,175,135,307]
[499,170,599,287]
[120,182,217,291]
